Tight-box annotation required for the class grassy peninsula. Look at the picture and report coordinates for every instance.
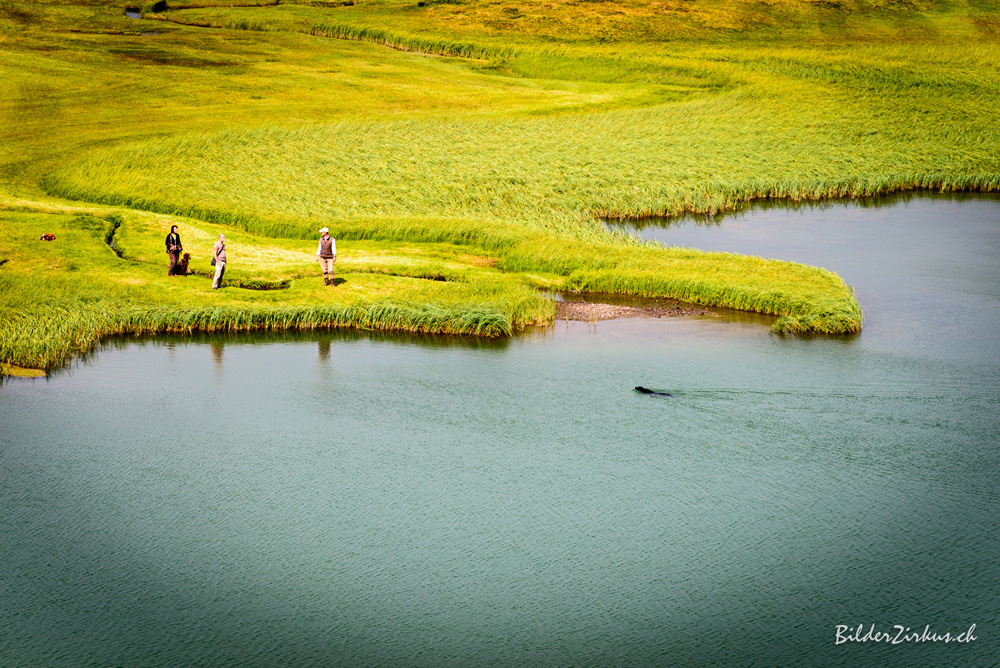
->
[2,0,998,373]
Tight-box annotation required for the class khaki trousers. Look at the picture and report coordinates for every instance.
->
[212,261,226,289]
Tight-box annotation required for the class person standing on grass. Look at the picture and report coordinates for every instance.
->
[165,225,182,276]
[212,233,226,289]
[316,227,337,286]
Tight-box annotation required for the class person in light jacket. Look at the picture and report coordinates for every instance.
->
[165,225,182,276]
[212,234,226,289]
[316,227,337,286]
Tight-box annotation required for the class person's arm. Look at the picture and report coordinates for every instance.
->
[331,238,336,258]
[317,239,322,257]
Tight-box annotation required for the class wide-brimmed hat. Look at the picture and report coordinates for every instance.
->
[319,227,329,233]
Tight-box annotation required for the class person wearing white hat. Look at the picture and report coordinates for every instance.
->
[316,227,337,286]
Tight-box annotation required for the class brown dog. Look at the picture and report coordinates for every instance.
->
[175,252,191,275]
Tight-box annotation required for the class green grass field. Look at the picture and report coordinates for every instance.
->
[2,0,998,372]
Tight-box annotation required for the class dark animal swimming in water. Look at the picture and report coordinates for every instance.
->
[634,386,672,397]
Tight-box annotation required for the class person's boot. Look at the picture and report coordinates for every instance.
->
[329,275,334,287]
[323,276,329,286]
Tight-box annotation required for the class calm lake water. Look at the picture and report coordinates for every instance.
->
[2,194,999,667]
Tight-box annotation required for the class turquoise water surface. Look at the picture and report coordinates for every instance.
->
[2,194,998,667]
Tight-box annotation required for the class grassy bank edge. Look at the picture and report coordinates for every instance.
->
[1,194,862,374]
[0,299,525,372]
[0,225,864,380]
[1,282,856,375]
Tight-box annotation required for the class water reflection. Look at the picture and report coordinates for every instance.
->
[24,327,516,381]
[605,191,1000,234]
[317,337,333,379]
[211,341,224,380]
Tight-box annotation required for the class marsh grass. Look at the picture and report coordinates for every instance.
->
[4,0,997,370]
[147,0,1000,47]
[0,275,525,369]
[0,200,859,371]
[45,71,1000,230]
[0,209,559,369]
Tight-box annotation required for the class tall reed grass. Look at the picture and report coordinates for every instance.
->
[0,272,535,370]
[44,71,1000,235]
[9,0,997,370]
[309,21,517,59]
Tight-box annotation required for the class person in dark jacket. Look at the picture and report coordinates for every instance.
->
[165,225,183,276]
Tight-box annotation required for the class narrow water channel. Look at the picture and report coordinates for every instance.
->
[2,194,998,667]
